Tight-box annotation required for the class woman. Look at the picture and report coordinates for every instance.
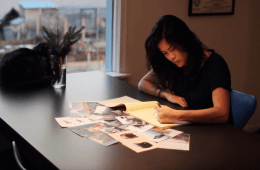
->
[138,15,231,124]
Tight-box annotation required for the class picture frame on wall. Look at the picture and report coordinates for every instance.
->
[188,0,235,16]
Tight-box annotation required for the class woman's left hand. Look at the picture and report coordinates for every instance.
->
[156,105,181,124]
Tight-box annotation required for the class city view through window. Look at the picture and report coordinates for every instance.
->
[0,0,107,74]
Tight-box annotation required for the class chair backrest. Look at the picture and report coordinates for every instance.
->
[230,90,257,129]
[12,141,27,170]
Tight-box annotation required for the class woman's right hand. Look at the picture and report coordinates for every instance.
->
[163,92,188,107]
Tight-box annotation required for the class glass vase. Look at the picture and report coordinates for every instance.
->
[53,56,67,88]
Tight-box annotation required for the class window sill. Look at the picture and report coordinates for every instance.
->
[105,71,131,79]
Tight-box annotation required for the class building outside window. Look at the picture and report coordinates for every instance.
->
[0,0,109,74]
[58,4,107,73]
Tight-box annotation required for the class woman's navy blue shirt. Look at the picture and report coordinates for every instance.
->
[174,50,231,110]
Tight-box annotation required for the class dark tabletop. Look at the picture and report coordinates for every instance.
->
[0,71,260,170]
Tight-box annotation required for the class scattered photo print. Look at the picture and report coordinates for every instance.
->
[100,126,126,134]
[151,127,172,134]
[87,124,104,132]
[94,106,108,114]
[159,133,190,151]
[109,130,146,143]
[88,102,103,110]
[112,110,127,116]
[151,127,183,137]
[94,106,118,115]
[69,123,97,137]
[134,142,153,148]
[69,101,123,121]
[104,120,129,129]
[68,102,91,118]
[171,133,190,143]
[69,102,103,118]
[88,132,119,146]
[142,130,170,143]
[90,112,118,121]
[105,119,123,126]
[93,121,126,134]
[122,138,160,153]
[116,116,145,125]
[126,123,153,133]
[55,117,93,127]
[74,121,126,135]
[120,132,138,139]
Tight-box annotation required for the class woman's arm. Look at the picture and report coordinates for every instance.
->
[157,87,230,124]
[138,70,188,107]
[138,70,161,97]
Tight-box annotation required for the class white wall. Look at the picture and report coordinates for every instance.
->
[123,0,260,133]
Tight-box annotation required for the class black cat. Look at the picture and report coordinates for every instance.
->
[0,43,51,87]
[0,26,85,87]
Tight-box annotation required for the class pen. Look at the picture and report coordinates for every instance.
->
[171,121,190,124]
[155,103,161,122]
[156,104,161,114]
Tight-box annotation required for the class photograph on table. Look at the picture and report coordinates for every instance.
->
[100,125,126,134]
[88,132,119,146]
[89,121,126,134]
[122,138,161,153]
[109,130,146,143]
[151,127,183,137]
[142,129,170,143]
[87,123,105,132]
[120,133,138,139]
[104,119,130,129]
[94,106,126,115]
[69,123,97,137]
[69,101,124,121]
[126,123,153,133]
[94,106,111,114]
[159,133,190,151]
[116,116,146,125]
[90,112,119,121]
[68,101,102,118]
[55,117,93,127]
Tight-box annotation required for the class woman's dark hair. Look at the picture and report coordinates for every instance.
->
[145,15,207,92]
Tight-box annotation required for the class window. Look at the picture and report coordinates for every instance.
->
[0,0,107,73]
[106,0,129,78]
[0,0,128,77]
[58,2,107,73]
[105,0,113,72]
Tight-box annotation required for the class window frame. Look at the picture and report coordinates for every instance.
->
[105,0,128,75]
[105,0,114,72]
